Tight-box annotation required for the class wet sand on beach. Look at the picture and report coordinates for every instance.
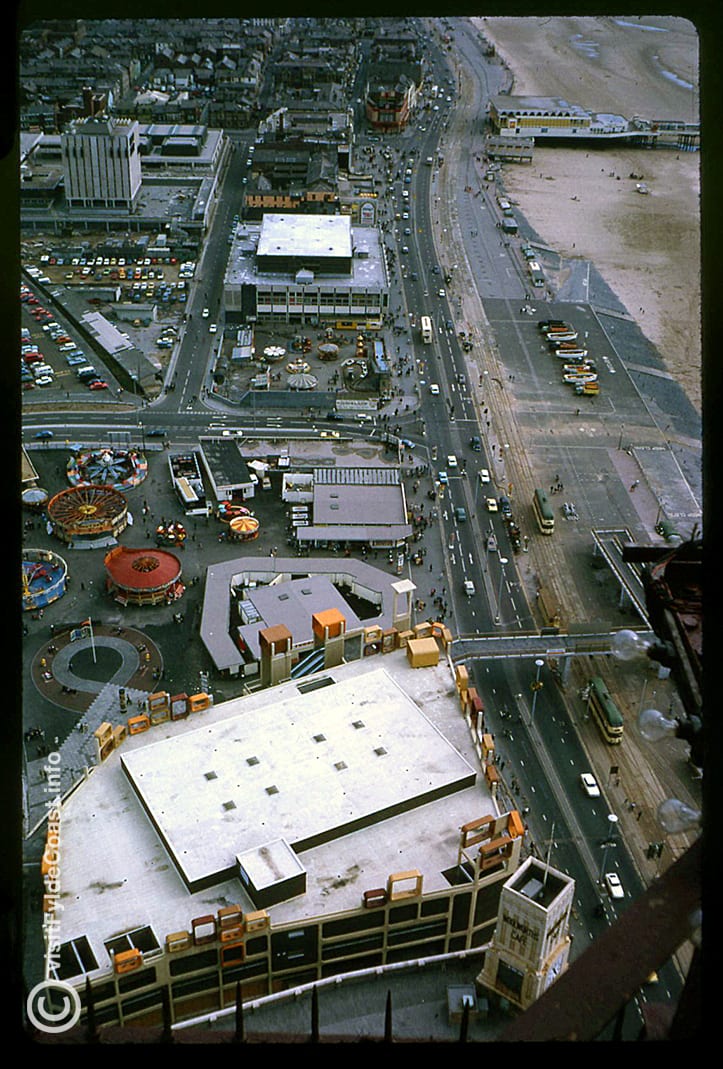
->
[475,15,701,413]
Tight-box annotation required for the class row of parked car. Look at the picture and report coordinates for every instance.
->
[20,282,109,392]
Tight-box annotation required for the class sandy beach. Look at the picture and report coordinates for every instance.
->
[474,16,701,413]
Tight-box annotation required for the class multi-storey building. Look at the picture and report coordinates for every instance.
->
[38,645,525,1030]
[61,116,142,209]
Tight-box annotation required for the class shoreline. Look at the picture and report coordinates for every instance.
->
[474,16,701,415]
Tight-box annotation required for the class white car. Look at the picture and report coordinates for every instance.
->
[202,307,210,318]
[35,375,54,387]
[485,497,498,512]
[479,469,491,484]
[605,872,624,900]
[438,288,446,298]
[437,470,448,484]
[447,454,458,468]
[580,773,601,797]
[209,323,218,333]
[429,384,440,395]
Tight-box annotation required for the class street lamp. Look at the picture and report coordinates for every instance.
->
[529,658,545,724]
[598,813,619,882]
[494,557,508,624]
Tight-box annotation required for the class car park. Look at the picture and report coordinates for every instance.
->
[486,497,498,512]
[581,773,601,797]
[605,872,624,900]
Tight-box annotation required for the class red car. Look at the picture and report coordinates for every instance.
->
[89,380,108,390]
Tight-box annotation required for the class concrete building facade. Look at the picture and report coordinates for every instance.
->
[61,116,143,209]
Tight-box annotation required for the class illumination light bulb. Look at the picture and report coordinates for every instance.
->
[657,798,701,835]
[638,707,678,742]
[689,908,703,949]
[610,629,650,662]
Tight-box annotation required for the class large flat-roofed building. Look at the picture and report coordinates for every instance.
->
[256,212,352,272]
[298,466,412,548]
[224,213,389,325]
[45,651,524,1029]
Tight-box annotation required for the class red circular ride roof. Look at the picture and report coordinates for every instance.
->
[104,546,182,591]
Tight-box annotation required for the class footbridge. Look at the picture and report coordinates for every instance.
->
[450,628,656,684]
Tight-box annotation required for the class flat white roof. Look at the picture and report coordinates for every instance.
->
[121,666,476,892]
[53,651,497,977]
[257,213,353,259]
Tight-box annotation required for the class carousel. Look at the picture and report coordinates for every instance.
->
[155,520,187,547]
[262,345,287,362]
[216,501,260,542]
[22,485,50,513]
[228,514,260,542]
[287,372,318,391]
[47,483,129,545]
[104,545,185,607]
[22,548,68,613]
[317,342,339,361]
[66,446,148,491]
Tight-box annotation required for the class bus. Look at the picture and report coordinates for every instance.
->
[532,488,555,534]
[335,319,382,332]
[421,315,433,343]
[587,676,624,744]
